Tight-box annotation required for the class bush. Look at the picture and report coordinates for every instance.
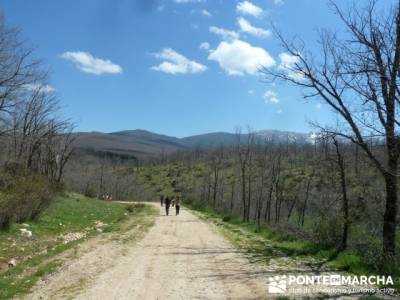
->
[0,168,55,228]
[351,228,382,270]
[83,185,97,198]
[222,215,231,222]
[312,216,342,246]
[125,204,135,213]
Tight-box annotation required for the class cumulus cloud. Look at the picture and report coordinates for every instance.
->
[237,17,271,38]
[209,26,239,41]
[200,9,211,16]
[61,51,122,75]
[151,48,207,75]
[200,42,210,51]
[208,39,275,76]
[24,83,55,93]
[278,52,304,80]
[276,108,283,114]
[236,1,263,18]
[263,90,279,103]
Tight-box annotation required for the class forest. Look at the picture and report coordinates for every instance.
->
[0,14,74,228]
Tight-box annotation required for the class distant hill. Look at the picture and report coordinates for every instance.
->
[256,130,313,143]
[72,129,312,159]
[180,132,239,148]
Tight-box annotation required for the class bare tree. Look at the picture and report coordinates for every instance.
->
[210,146,224,208]
[331,135,350,251]
[234,128,255,222]
[264,0,400,257]
[0,14,42,136]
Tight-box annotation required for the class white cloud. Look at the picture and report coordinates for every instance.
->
[24,83,55,93]
[276,108,283,114]
[209,26,239,41]
[264,90,276,99]
[151,48,207,75]
[248,89,254,94]
[61,51,122,75]
[263,90,279,103]
[316,103,322,109]
[200,9,211,16]
[237,17,271,38]
[279,52,299,69]
[236,1,263,17]
[192,9,212,16]
[278,52,304,81]
[270,97,279,103]
[200,42,210,51]
[208,39,275,76]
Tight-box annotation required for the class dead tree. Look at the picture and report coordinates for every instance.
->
[0,15,42,137]
[264,0,400,257]
[234,128,255,222]
[331,135,350,251]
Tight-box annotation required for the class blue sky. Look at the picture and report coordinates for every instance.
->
[1,0,355,137]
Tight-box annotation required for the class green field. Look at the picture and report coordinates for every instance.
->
[0,193,154,299]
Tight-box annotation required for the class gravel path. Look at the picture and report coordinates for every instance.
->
[75,204,268,300]
[25,203,394,300]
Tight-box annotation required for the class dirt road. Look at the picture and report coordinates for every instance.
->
[26,203,390,300]
[77,203,274,300]
[26,204,269,299]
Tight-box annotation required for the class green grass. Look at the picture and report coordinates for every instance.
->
[186,202,329,257]
[185,202,400,291]
[0,193,153,299]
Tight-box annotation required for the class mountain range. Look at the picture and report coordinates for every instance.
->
[72,129,313,159]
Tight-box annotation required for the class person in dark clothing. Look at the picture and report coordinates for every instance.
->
[175,196,181,215]
[160,195,164,207]
[164,196,171,216]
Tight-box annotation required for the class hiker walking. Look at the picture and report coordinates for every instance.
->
[160,195,164,207]
[175,196,181,215]
[165,196,171,216]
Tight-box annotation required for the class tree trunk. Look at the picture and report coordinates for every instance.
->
[241,166,247,222]
[383,169,398,256]
[230,181,235,214]
[212,168,219,208]
[333,138,349,252]
[246,170,252,222]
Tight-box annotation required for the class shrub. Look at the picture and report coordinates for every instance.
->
[0,167,55,228]
[125,204,135,213]
[312,215,342,246]
[83,186,97,198]
[222,215,231,222]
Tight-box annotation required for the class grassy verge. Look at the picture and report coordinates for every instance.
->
[0,193,154,299]
[185,202,399,294]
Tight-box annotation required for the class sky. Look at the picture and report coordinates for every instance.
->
[0,0,361,137]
